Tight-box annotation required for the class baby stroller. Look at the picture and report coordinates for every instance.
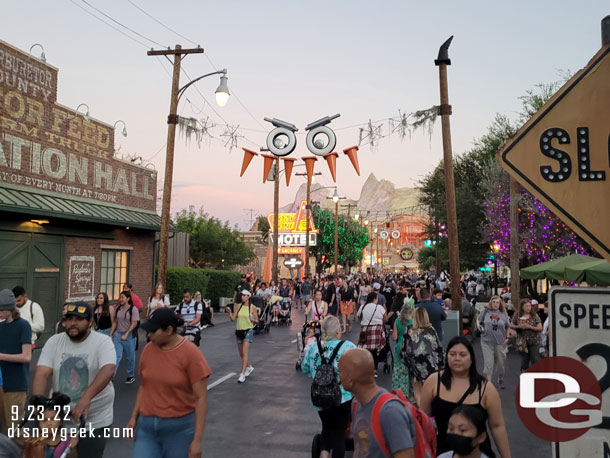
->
[295,320,322,371]
[270,296,292,326]
[377,323,395,374]
[252,295,272,334]
[277,297,292,326]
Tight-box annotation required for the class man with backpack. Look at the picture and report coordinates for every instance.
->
[339,348,436,458]
[12,286,44,346]
[176,289,203,346]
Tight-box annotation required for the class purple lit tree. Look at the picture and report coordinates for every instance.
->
[482,166,594,267]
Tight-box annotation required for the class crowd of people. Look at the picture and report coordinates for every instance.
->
[288,270,550,458]
[0,269,551,458]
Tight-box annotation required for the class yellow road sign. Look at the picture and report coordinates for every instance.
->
[498,45,610,261]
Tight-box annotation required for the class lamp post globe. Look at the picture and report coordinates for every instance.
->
[332,187,339,203]
[215,75,230,107]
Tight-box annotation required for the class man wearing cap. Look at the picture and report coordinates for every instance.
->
[0,289,32,444]
[373,282,387,308]
[32,301,116,458]
[233,274,251,304]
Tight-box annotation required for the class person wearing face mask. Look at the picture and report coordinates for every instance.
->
[437,405,496,458]
[419,337,511,458]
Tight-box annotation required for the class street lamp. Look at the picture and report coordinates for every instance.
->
[29,43,46,63]
[113,120,128,137]
[332,187,340,203]
[492,241,501,295]
[65,103,90,122]
[326,187,346,274]
[215,73,230,107]
[295,170,322,278]
[154,56,230,287]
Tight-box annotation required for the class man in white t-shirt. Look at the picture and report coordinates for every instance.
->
[12,286,44,345]
[177,289,202,325]
[32,301,115,458]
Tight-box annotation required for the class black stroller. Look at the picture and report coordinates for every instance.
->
[295,320,322,371]
[252,295,272,334]
[378,323,394,374]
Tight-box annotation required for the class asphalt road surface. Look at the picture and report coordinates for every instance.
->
[31,309,552,457]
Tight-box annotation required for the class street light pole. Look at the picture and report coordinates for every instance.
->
[334,200,339,273]
[295,171,322,278]
[435,36,461,313]
[494,255,498,296]
[147,45,229,287]
[273,158,280,284]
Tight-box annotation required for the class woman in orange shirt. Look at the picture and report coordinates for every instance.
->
[127,308,212,458]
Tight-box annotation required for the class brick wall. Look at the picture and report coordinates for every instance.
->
[64,228,155,304]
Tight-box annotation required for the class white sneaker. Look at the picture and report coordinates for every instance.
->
[245,366,254,377]
[237,373,246,383]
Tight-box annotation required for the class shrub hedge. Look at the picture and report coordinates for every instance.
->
[166,267,240,310]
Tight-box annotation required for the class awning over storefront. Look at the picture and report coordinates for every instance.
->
[0,187,160,230]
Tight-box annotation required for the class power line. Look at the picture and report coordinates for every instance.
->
[126,0,199,46]
[70,0,263,149]
[124,0,268,133]
[80,0,166,47]
[67,0,150,49]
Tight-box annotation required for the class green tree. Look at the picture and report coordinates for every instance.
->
[311,208,369,272]
[173,207,255,269]
[256,215,270,244]
[418,114,516,271]
[419,78,595,274]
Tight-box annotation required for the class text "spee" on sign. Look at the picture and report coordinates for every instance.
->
[550,287,610,458]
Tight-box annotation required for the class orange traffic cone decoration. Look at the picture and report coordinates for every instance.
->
[282,158,296,186]
[343,145,361,176]
[301,156,318,185]
[240,148,258,177]
[322,152,338,182]
[262,154,276,183]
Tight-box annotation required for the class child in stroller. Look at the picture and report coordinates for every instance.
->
[295,320,321,371]
[270,296,292,325]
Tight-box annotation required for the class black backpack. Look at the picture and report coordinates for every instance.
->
[178,301,204,324]
[311,340,345,409]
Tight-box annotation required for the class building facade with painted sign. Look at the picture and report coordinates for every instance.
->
[0,40,160,344]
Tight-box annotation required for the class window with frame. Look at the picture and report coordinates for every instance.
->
[100,250,130,301]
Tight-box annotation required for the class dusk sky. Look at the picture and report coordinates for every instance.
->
[3,1,608,229]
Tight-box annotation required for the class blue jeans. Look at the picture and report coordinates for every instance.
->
[133,413,195,458]
[113,333,136,377]
[98,328,111,336]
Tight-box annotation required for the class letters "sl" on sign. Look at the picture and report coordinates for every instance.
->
[498,44,610,261]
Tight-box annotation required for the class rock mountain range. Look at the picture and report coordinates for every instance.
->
[280,172,420,215]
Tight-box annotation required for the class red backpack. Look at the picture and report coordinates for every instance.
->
[352,389,437,458]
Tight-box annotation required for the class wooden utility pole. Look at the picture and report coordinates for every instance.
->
[435,36,462,320]
[334,200,339,274]
[272,159,280,284]
[148,45,204,287]
[305,177,312,278]
[510,176,520,306]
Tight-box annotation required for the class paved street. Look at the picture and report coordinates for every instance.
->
[30,309,552,457]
